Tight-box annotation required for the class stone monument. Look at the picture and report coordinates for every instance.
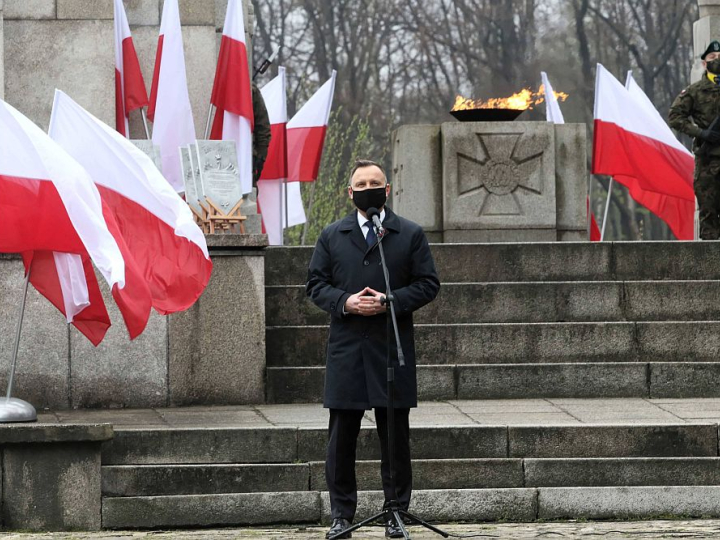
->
[392,121,588,242]
[693,0,720,82]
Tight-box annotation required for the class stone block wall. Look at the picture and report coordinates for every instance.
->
[0,236,267,410]
[693,0,720,82]
[1,0,252,136]
[392,122,588,243]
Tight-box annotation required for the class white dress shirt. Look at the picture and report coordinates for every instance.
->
[358,208,386,238]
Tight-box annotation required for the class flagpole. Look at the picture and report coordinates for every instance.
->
[0,261,38,422]
[204,105,215,140]
[284,179,289,245]
[140,108,151,140]
[600,178,614,241]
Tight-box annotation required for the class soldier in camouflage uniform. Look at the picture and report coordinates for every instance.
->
[252,82,272,186]
[669,40,720,239]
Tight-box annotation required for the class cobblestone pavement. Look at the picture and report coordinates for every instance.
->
[4,521,720,539]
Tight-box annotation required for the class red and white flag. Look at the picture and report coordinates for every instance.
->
[287,70,336,182]
[148,0,196,191]
[210,0,254,194]
[257,67,306,245]
[49,90,213,314]
[114,0,148,137]
[593,63,695,240]
[0,98,152,344]
[542,71,600,240]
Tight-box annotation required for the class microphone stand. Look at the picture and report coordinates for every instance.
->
[330,216,448,540]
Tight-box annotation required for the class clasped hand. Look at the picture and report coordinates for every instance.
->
[344,287,387,316]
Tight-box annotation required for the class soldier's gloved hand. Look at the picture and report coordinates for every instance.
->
[700,129,720,144]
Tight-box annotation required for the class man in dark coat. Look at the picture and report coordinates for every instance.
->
[306,160,440,539]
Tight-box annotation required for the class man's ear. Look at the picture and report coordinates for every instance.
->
[348,186,353,199]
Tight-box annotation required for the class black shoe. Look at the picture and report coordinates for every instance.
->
[385,516,404,538]
[326,517,352,539]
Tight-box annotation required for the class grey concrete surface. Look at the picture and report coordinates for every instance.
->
[265,242,720,286]
[391,125,443,233]
[3,0,55,19]
[7,521,720,539]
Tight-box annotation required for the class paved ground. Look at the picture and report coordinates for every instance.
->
[5,521,720,539]
[34,397,720,429]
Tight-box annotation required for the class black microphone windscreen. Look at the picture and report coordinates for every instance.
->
[366,207,380,219]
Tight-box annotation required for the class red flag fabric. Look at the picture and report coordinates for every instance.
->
[257,67,307,245]
[114,0,148,137]
[148,0,196,191]
[49,90,213,315]
[0,98,152,344]
[593,64,695,240]
[587,197,601,241]
[286,71,336,182]
[210,0,254,194]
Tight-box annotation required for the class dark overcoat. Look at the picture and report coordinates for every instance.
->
[306,207,440,409]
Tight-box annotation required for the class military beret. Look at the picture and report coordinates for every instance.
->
[702,40,720,59]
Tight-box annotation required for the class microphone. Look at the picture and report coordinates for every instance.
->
[366,207,385,238]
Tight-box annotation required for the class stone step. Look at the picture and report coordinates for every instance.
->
[102,486,720,528]
[102,457,720,497]
[266,281,720,326]
[102,423,716,465]
[266,362,720,403]
[265,242,720,286]
[267,321,720,367]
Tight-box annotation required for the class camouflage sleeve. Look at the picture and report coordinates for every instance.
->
[252,84,272,161]
[668,89,703,138]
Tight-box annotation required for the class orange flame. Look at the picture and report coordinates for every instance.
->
[452,86,569,111]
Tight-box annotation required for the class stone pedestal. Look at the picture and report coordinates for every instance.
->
[693,0,720,82]
[0,423,112,531]
[392,122,587,243]
[0,235,268,409]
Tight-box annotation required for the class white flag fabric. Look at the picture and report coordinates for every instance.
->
[0,97,152,342]
[210,0,254,194]
[148,0,196,191]
[541,71,565,124]
[258,67,307,245]
[593,63,695,240]
[49,90,213,315]
[287,71,337,182]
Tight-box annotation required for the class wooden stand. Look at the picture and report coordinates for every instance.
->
[195,197,247,234]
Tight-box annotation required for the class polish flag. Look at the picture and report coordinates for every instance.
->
[287,71,336,182]
[49,90,213,314]
[210,0,254,194]
[257,67,306,245]
[542,71,601,241]
[148,0,196,191]
[0,98,152,344]
[593,64,695,240]
[114,0,148,137]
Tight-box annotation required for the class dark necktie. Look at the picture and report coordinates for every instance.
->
[364,221,377,247]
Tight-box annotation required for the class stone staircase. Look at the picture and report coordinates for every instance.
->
[97,401,720,528]
[265,242,720,402]
[96,241,720,529]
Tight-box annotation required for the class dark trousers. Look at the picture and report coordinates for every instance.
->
[326,407,412,521]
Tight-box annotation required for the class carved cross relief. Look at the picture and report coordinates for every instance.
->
[456,132,545,216]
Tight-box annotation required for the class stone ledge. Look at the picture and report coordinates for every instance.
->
[206,233,268,249]
[0,423,113,443]
[4,0,56,19]
[57,0,112,19]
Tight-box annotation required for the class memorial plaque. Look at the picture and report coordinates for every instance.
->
[189,142,204,198]
[131,140,163,173]
[195,140,243,213]
[179,147,202,216]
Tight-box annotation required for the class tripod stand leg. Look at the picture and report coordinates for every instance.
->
[399,510,450,538]
[328,510,386,540]
[393,509,412,539]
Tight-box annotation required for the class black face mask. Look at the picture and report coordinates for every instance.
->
[709,59,720,75]
[352,186,387,212]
